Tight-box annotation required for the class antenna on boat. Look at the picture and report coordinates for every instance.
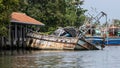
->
[78,11,107,39]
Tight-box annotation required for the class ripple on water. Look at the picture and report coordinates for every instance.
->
[1,46,120,68]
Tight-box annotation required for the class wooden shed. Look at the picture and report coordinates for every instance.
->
[7,12,44,47]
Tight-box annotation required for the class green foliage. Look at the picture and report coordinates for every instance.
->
[0,0,19,37]
[0,0,86,36]
[18,0,86,34]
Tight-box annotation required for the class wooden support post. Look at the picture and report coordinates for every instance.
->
[23,25,25,49]
[11,25,14,49]
[17,25,20,48]
[8,24,11,46]
[1,37,4,47]
[15,24,17,45]
[26,25,28,33]
[23,25,25,48]
[20,24,23,47]
[25,25,28,49]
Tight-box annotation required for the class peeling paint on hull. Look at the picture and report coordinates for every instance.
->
[26,33,99,50]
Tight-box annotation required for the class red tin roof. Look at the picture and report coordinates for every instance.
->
[11,12,44,26]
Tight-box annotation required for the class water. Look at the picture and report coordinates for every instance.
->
[0,46,120,68]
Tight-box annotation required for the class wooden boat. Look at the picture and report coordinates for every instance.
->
[26,33,100,50]
[25,12,107,50]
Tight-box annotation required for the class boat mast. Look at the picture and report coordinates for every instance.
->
[78,11,107,39]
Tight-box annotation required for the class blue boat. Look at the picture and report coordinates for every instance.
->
[86,36,120,45]
[105,37,120,45]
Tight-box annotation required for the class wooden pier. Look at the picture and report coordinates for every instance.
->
[0,12,44,50]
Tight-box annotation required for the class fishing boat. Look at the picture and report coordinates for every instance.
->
[26,32,99,50]
[86,25,120,45]
[26,11,107,50]
[86,36,120,45]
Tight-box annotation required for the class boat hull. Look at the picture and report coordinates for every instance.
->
[26,33,99,50]
[27,33,78,50]
[86,36,120,45]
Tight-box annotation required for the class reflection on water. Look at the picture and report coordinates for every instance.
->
[0,46,120,68]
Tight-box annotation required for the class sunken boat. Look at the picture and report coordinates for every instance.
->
[26,27,100,50]
[26,12,107,50]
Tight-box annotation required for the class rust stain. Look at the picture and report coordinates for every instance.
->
[27,33,78,50]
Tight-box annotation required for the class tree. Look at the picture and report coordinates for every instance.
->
[64,0,86,27]
[0,0,19,36]
[18,0,86,34]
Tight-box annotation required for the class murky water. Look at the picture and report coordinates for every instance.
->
[0,46,120,68]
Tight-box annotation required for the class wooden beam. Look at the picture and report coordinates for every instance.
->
[20,24,22,41]
[15,24,17,45]
[8,23,11,46]
[26,25,28,33]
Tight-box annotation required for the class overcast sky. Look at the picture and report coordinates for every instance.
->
[82,0,120,22]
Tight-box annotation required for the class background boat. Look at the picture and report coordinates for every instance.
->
[86,36,120,45]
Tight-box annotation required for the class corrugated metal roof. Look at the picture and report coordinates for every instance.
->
[10,12,44,26]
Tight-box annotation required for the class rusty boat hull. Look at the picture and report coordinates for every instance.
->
[26,33,99,50]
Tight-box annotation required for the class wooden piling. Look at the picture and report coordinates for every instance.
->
[8,24,11,47]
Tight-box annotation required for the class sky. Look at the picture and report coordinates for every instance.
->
[82,0,120,22]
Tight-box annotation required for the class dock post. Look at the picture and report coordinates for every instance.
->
[1,37,4,49]
[15,24,17,46]
[25,25,28,49]
[23,25,26,49]
[8,23,11,49]
[20,24,23,49]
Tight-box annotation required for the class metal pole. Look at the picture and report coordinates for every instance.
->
[105,15,108,45]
